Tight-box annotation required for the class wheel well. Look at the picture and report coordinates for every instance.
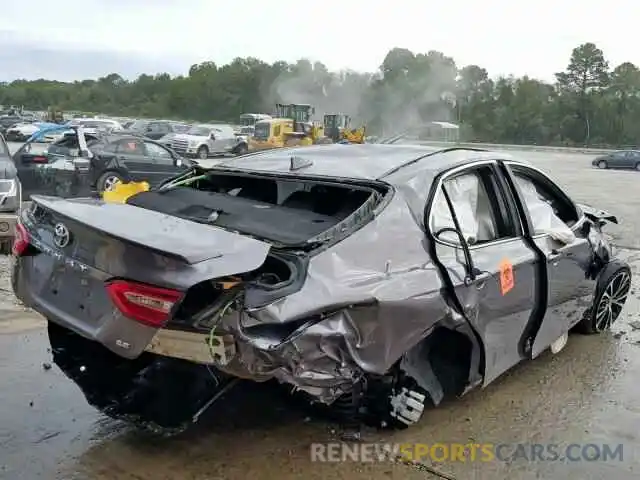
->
[96,169,127,188]
[427,327,474,396]
[399,326,477,403]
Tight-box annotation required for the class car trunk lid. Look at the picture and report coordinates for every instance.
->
[27,195,271,265]
[13,196,272,357]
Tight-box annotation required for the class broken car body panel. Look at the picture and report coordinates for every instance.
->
[12,144,630,430]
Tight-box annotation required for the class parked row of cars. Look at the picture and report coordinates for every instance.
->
[119,119,250,158]
[11,126,195,200]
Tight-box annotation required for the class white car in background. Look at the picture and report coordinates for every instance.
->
[42,118,122,143]
[5,122,42,141]
[168,123,248,158]
[70,118,124,133]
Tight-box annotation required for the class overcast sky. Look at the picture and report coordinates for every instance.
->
[0,1,637,82]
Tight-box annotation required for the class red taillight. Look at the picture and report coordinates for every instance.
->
[105,280,182,328]
[12,222,30,256]
[32,156,48,163]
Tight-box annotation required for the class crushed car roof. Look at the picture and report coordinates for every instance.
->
[216,144,522,180]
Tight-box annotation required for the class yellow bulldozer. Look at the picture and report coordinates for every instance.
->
[248,103,332,151]
[323,114,365,144]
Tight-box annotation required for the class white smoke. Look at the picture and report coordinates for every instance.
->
[267,50,459,137]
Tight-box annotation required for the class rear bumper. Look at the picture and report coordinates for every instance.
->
[0,212,17,239]
[12,256,158,359]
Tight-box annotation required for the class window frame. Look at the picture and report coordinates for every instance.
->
[503,161,583,239]
[148,122,171,134]
[144,141,174,164]
[115,138,145,156]
[426,160,521,250]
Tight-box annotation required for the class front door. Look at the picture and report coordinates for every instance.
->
[429,162,543,385]
[505,164,597,358]
[143,141,185,187]
[114,139,155,183]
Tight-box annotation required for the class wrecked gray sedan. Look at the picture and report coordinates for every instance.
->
[11,144,632,433]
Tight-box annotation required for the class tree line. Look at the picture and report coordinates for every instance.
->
[0,42,636,147]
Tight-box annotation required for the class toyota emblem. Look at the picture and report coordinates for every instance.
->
[53,223,70,248]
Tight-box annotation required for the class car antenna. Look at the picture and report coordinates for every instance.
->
[290,155,313,171]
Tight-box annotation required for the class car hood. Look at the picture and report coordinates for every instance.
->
[172,134,208,142]
[8,124,37,132]
[577,203,618,224]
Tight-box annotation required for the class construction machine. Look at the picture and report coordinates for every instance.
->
[248,103,331,151]
[45,107,65,124]
[323,114,366,144]
[275,103,330,146]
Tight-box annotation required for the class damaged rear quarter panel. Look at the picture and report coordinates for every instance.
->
[239,189,460,390]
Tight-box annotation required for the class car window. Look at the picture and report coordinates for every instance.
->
[19,142,48,155]
[510,166,579,239]
[145,142,173,163]
[115,139,145,155]
[148,122,169,133]
[172,124,189,133]
[430,167,512,246]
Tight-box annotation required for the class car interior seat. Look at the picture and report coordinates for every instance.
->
[281,190,318,211]
[234,179,278,204]
[474,184,497,242]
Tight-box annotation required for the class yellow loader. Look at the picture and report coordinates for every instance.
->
[248,103,331,152]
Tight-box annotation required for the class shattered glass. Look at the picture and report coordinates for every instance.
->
[513,174,576,244]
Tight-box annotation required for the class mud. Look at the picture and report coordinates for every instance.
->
[2,148,640,479]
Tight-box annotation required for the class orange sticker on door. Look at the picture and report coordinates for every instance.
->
[499,259,514,295]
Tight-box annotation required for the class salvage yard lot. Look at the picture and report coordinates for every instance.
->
[1,148,639,480]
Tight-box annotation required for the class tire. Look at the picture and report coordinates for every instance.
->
[97,171,124,193]
[597,160,608,169]
[234,143,248,156]
[196,146,209,160]
[635,163,640,171]
[575,261,632,334]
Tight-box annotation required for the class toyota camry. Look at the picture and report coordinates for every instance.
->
[11,144,631,434]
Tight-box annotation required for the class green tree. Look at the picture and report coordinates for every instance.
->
[555,42,609,144]
[1,43,639,148]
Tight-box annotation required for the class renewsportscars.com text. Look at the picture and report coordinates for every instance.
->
[310,442,624,463]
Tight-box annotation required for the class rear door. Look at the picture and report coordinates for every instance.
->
[428,161,543,385]
[503,163,597,358]
[143,141,186,186]
[609,151,628,168]
[113,138,155,182]
[627,151,640,169]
